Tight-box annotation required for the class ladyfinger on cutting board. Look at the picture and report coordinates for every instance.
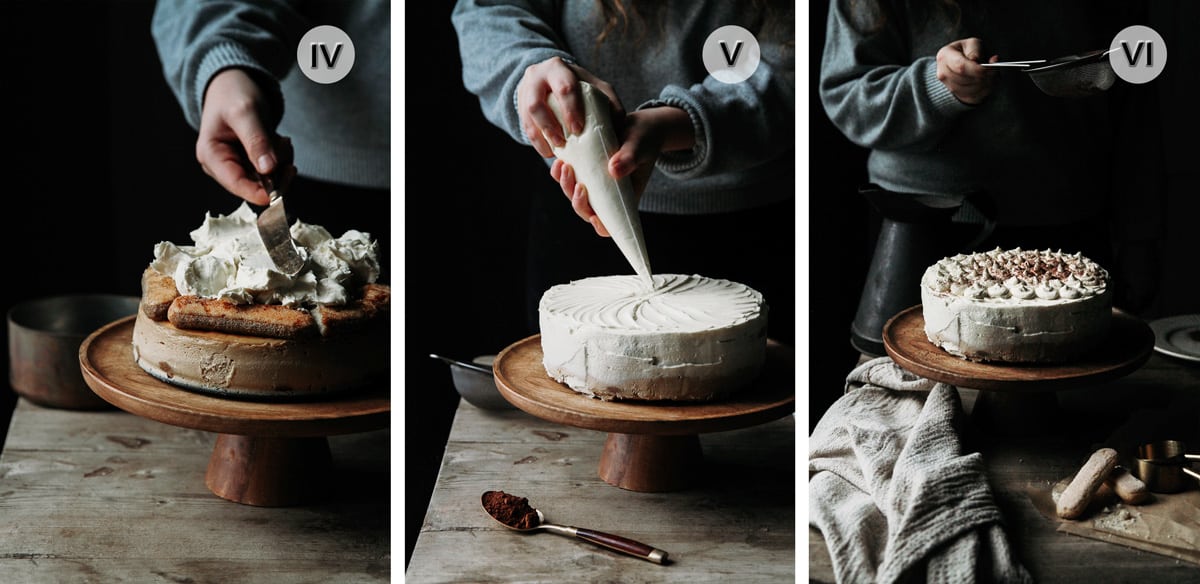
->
[1057,447,1120,519]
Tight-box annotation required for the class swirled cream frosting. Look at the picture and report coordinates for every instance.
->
[148,203,380,307]
[920,247,1112,363]
[921,247,1108,303]
[539,274,768,401]
[538,273,763,333]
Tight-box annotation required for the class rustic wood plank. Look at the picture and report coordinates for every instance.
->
[407,403,796,583]
[0,399,391,582]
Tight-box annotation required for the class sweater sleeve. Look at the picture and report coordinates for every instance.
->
[638,21,795,182]
[818,0,971,152]
[150,0,308,131]
[450,0,575,146]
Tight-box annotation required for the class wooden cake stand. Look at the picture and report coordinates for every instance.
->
[78,316,389,507]
[492,335,795,493]
[883,306,1155,426]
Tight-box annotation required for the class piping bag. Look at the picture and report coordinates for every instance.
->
[547,81,654,289]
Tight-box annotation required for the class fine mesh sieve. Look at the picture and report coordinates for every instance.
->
[1022,48,1117,98]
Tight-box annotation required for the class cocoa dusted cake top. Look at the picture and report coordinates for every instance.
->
[922,247,1108,302]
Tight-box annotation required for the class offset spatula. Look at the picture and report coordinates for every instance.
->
[255,172,304,276]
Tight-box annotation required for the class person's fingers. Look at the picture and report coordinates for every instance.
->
[197,140,270,205]
[570,183,609,237]
[517,71,558,156]
[960,37,985,62]
[608,136,659,180]
[519,59,578,151]
[607,140,654,200]
[608,138,638,179]
[545,62,585,136]
[941,68,984,88]
[550,158,565,182]
[522,117,555,158]
[558,163,577,200]
[590,215,610,238]
[222,103,277,177]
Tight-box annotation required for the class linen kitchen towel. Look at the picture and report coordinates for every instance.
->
[809,357,1032,583]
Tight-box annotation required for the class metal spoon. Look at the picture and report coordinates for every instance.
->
[481,491,669,564]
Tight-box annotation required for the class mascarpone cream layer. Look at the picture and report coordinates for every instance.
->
[149,203,380,308]
[539,274,767,401]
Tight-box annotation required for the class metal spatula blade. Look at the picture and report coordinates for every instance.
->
[255,175,304,276]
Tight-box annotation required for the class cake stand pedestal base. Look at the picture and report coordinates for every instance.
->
[598,433,702,492]
[968,391,1063,436]
[206,435,333,507]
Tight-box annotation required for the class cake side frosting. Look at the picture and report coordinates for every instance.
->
[920,247,1112,362]
[539,274,768,401]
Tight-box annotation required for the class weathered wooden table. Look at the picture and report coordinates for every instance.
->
[809,353,1200,582]
[406,401,796,583]
[0,398,391,582]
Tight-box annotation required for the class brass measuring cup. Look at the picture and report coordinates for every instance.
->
[1133,440,1200,493]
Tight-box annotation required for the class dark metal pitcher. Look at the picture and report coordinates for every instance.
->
[850,184,995,357]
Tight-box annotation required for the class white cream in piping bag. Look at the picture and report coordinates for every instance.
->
[149,203,380,307]
[547,81,654,288]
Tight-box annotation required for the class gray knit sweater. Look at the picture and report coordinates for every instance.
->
[151,0,390,189]
[819,0,1138,226]
[451,0,795,215]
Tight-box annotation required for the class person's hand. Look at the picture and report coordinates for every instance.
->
[935,38,998,105]
[516,56,623,159]
[197,68,296,205]
[550,106,695,237]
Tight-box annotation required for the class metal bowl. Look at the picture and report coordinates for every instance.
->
[431,353,514,410]
[7,294,140,409]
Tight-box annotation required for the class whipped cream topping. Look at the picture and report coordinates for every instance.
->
[539,274,764,332]
[149,203,379,307]
[922,247,1107,302]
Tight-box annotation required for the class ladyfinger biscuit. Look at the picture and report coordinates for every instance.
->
[1107,466,1150,505]
[168,296,317,339]
[1057,447,1121,519]
[140,268,179,321]
[311,284,391,337]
